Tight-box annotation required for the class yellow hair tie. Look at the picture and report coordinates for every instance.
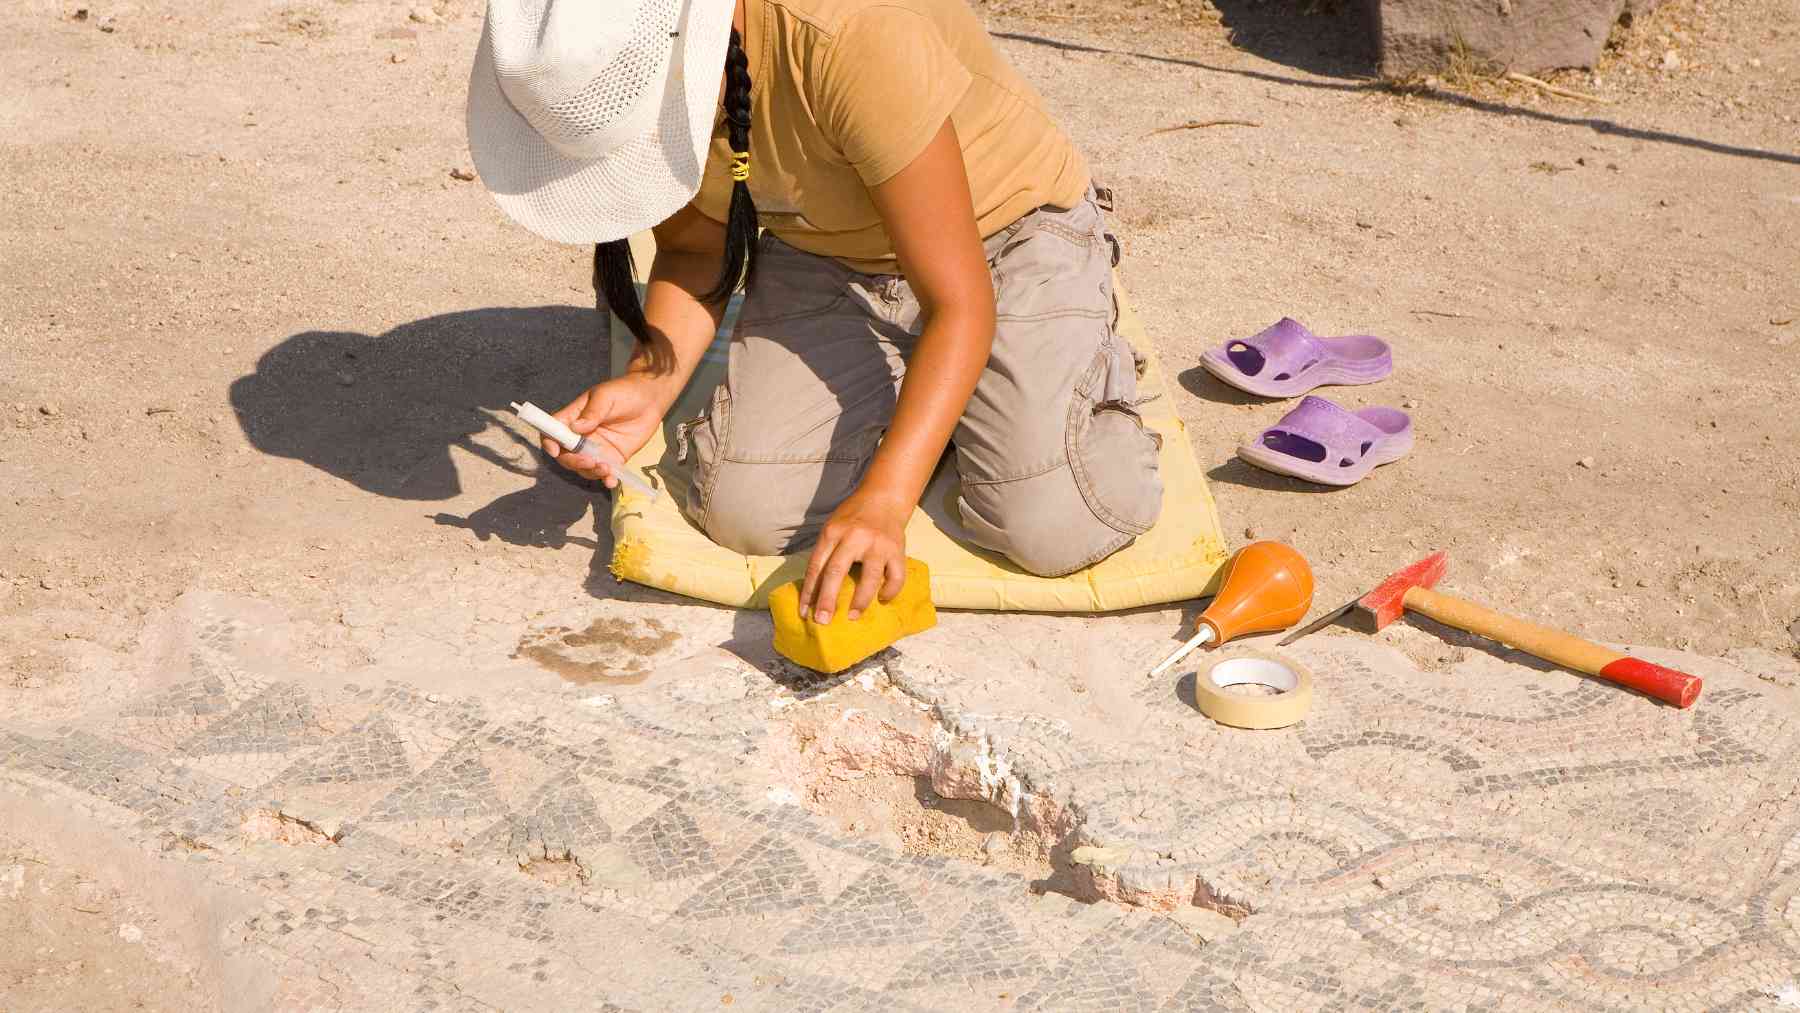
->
[729,150,750,183]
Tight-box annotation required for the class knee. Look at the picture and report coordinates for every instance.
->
[695,460,807,557]
[993,507,1136,578]
[959,464,1161,578]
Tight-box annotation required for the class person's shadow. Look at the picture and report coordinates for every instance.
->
[1206,0,1376,79]
[228,305,614,564]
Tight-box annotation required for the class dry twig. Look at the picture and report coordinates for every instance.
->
[1504,71,1611,104]
[1148,119,1262,137]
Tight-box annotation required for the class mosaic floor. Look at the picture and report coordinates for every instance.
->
[3,594,1799,1011]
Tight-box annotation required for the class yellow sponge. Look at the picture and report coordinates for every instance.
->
[769,559,936,674]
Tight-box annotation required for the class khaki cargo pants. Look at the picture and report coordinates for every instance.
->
[664,191,1163,578]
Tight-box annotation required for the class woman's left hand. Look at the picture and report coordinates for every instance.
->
[801,488,910,624]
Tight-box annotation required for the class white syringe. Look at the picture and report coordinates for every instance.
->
[510,401,658,501]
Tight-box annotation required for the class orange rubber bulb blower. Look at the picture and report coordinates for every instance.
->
[1149,541,1314,676]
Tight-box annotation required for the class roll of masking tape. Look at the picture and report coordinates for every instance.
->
[1191,652,1313,729]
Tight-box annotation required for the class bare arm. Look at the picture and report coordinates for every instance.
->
[801,119,995,621]
[549,206,730,484]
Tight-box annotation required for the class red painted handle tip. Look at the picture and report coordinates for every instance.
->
[1599,656,1703,709]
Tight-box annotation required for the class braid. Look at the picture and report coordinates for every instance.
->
[594,239,647,343]
[594,28,758,344]
[703,28,759,306]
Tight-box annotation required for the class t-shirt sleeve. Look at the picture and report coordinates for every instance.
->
[810,6,974,188]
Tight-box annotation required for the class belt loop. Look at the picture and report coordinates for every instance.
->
[1093,186,1115,213]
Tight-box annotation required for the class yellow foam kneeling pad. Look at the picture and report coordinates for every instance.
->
[769,560,936,674]
[605,231,1230,613]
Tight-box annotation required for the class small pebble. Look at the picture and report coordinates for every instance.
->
[449,167,476,181]
[1661,50,1682,71]
[117,924,143,944]
[1243,526,1259,539]
[1355,219,1373,229]
[1393,113,1415,128]
[335,371,355,386]
[1577,457,1595,469]
[1749,58,1762,69]
[1637,578,1651,588]
[390,52,408,64]
[39,404,58,417]
[1402,398,1417,409]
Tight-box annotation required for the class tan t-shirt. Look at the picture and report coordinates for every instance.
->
[691,0,1090,274]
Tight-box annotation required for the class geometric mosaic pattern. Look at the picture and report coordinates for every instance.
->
[365,736,505,823]
[673,833,825,920]
[778,869,923,951]
[276,712,411,786]
[4,595,1800,1010]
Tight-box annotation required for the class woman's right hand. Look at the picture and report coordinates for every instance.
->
[546,373,674,487]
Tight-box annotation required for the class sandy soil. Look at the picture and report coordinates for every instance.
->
[2,0,1796,1002]
[3,0,1798,765]
[0,832,213,1012]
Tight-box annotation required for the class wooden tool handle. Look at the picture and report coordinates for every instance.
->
[1401,587,1702,708]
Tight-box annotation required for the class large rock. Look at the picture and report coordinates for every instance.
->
[1358,0,1661,77]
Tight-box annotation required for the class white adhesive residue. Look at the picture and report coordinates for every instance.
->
[838,708,863,723]
[766,786,800,805]
[767,696,792,711]
[579,695,615,709]
[973,733,1024,819]
[1770,983,1800,1008]
[856,671,876,691]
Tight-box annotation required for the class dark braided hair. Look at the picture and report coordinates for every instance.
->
[594,28,759,345]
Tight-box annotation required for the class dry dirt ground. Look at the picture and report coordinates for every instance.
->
[1,0,1798,1005]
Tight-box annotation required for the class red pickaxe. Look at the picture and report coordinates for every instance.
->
[1280,551,1702,708]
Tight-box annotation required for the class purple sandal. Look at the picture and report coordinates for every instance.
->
[1238,396,1412,486]
[1201,318,1393,398]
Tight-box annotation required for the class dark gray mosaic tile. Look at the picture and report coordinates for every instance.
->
[119,675,233,719]
[1016,928,1159,1011]
[179,681,323,757]
[1303,730,1482,772]
[777,869,925,952]
[887,899,1036,990]
[1158,963,1254,1013]
[469,769,612,857]
[673,833,824,920]
[364,737,506,823]
[618,801,716,881]
[276,713,412,786]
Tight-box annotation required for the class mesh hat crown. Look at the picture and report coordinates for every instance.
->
[466,0,736,244]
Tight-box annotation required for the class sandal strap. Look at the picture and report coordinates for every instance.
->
[1227,318,1325,380]
[1260,396,1387,460]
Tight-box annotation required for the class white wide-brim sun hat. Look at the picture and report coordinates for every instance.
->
[466,0,735,245]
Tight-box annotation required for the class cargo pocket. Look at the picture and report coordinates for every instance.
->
[1066,338,1164,537]
[679,383,732,535]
